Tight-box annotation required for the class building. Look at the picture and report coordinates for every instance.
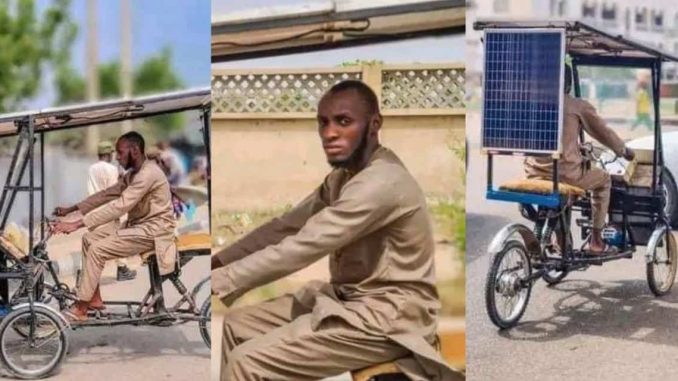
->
[467,0,678,83]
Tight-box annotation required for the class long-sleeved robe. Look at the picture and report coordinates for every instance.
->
[212,146,463,381]
[78,159,177,276]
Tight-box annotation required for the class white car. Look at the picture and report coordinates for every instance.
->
[627,132,678,227]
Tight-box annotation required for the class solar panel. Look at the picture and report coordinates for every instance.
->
[482,29,565,154]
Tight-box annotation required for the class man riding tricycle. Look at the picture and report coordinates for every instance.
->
[0,88,212,378]
[474,21,678,329]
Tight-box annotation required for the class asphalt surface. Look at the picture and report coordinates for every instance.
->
[466,113,678,381]
[0,256,210,381]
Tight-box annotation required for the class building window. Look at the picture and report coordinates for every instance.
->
[493,0,509,13]
[652,10,664,31]
[635,7,647,30]
[582,1,596,18]
[550,0,567,16]
[601,3,616,25]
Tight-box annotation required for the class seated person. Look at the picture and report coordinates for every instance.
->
[211,80,462,381]
[525,65,635,254]
[51,132,177,322]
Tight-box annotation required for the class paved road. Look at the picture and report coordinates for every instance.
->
[0,256,210,381]
[466,113,678,381]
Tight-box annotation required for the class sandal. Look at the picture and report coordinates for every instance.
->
[586,245,619,256]
[63,306,88,324]
[88,303,106,311]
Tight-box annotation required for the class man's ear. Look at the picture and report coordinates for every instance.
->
[370,114,382,135]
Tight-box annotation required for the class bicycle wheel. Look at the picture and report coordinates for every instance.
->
[485,240,532,329]
[198,296,211,349]
[0,305,68,379]
[647,227,678,296]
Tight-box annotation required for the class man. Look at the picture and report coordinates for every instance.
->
[631,80,652,131]
[525,65,635,254]
[211,80,462,381]
[156,141,187,186]
[51,132,177,322]
[87,140,137,281]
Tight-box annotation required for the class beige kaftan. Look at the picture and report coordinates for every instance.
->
[212,146,463,381]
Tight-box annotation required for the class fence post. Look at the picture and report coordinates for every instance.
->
[361,62,383,106]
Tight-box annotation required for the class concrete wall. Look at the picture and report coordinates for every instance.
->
[211,114,465,211]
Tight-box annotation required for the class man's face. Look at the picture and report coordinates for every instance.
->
[115,139,133,170]
[317,89,374,167]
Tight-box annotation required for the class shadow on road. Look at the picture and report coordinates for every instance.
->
[497,278,678,347]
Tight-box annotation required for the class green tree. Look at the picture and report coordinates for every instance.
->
[0,0,76,112]
[53,47,185,148]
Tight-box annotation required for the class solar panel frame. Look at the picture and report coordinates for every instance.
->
[481,28,566,156]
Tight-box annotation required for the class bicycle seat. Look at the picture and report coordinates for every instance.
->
[351,360,407,381]
[499,179,585,198]
[140,233,211,265]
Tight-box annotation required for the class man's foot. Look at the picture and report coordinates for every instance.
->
[117,265,137,281]
[63,302,88,323]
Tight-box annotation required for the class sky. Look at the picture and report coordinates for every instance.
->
[30,0,210,108]
[211,0,465,68]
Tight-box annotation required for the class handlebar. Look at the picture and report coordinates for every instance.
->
[581,142,620,167]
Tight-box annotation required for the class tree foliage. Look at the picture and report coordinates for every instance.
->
[0,0,76,112]
[54,47,185,140]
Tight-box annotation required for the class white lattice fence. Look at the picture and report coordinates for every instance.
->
[211,71,362,113]
[212,64,465,116]
[381,67,465,109]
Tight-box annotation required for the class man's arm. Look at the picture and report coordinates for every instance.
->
[579,101,627,157]
[211,178,330,269]
[211,169,410,304]
[77,180,126,216]
[80,170,155,230]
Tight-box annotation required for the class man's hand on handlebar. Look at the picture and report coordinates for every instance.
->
[53,205,77,217]
[623,147,635,162]
[49,219,85,235]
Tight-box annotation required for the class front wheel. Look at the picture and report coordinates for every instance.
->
[647,227,678,296]
[198,296,211,349]
[662,170,678,228]
[485,240,532,329]
[0,305,69,379]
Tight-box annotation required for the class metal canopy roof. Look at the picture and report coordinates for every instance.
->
[474,20,678,63]
[0,87,211,138]
[212,0,465,61]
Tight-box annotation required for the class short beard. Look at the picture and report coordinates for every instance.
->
[328,123,370,169]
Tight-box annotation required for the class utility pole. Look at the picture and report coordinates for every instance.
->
[121,0,133,132]
[85,0,99,154]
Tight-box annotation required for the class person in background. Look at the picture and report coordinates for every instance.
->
[87,141,137,281]
[156,141,187,186]
[631,80,653,131]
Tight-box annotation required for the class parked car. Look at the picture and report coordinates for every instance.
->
[627,132,678,227]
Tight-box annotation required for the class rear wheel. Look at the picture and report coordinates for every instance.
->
[198,296,211,349]
[485,240,532,329]
[647,227,678,296]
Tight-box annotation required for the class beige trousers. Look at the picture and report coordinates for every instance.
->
[94,221,130,268]
[78,223,154,301]
[221,294,409,381]
[530,167,611,229]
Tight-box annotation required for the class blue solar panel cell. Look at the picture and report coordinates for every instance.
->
[482,29,565,154]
